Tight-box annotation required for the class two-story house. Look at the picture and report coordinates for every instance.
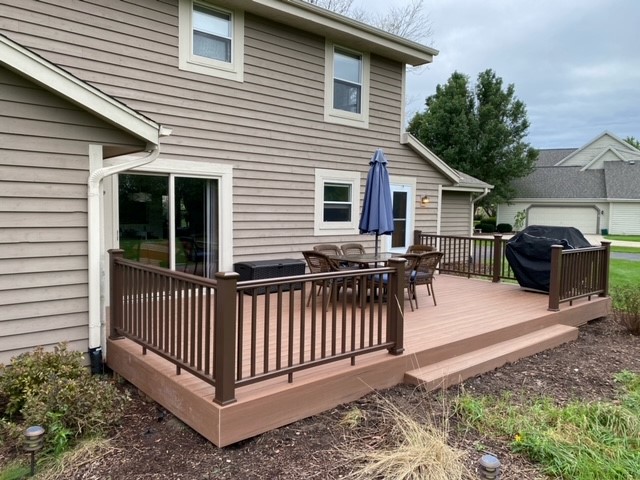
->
[0,1,492,367]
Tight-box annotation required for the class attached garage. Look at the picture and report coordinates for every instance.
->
[527,206,600,234]
[610,203,640,235]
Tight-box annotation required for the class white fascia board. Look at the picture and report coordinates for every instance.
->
[222,0,437,66]
[442,186,490,193]
[0,34,160,146]
[401,133,460,183]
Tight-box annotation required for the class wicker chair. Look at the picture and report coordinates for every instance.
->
[372,253,422,312]
[340,243,365,256]
[302,250,357,307]
[411,251,444,306]
[313,244,342,257]
[407,244,435,254]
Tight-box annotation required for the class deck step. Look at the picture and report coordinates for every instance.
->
[404,324,578,391]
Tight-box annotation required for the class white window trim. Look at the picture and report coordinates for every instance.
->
[178,0,244,82]
[106,157,234,271]
[314,168,361,236]
[324,41,370,129]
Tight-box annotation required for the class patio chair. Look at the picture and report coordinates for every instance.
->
[313,244,342,257]
[407,244,435,254]
[302,250,357,307]
[412,251,444,306]
[340,243,365,256]
[371,253,422,312]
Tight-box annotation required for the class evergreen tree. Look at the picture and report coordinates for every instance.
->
[408,69,537,215]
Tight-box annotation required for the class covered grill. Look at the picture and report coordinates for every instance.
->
[505,225,592,292]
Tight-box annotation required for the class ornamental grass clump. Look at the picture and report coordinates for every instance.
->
[611,285,640,335]
[0,343,128,457]
[344,398,471,480]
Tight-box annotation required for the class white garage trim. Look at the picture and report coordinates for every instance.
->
[526,205,600,234]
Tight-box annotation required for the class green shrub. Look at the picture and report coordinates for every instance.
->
[496,223,513,233]
[0,344,85,417]
[611,286,640,335]
[479,223,496,233]
[0,343,129,455]
[484,217,497,226]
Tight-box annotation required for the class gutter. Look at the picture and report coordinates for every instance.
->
[87,129,170,370]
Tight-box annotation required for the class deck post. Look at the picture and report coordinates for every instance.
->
[548,245,563,311]
[214,271,240,405]
[600,241,611,297]
[108,249,125,340]
[387,258,405,355]
[492,233,503,283]
[414,229,422,245]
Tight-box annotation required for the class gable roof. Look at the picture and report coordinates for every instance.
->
[228,0,438,66]
[511,167,606,199]
[401,133,492,190]
[555,131,639,167]
[511,132,640,200]
[0,33,163,147]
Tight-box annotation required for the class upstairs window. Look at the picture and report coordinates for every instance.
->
[179,0,244,82]
[324,42,370,128]
[193,5,232,62]
[333,49,362,113]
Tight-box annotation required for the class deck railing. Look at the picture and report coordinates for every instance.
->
[548,243,610,311]
[414,231,515,282]
[413,230,610,311]
[109,250,405,405]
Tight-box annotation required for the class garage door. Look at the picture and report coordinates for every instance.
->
[528,206,598,234]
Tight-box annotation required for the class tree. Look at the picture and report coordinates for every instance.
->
[303,0,431,43]
[624,136,640,150]
[408,69,538,216]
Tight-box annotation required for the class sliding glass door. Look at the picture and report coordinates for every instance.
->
[118,173,219,278]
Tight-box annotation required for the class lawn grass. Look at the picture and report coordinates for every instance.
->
[455,371,640,480]
[605,235,640,243]
[609,259,640,290]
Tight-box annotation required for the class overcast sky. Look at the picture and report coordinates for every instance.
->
[363,0,640,149]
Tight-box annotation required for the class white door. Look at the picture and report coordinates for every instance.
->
[385,183,414,253]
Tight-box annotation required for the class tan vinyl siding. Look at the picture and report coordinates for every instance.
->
[440,192,472,236]
[0,0,449,267]
[0,65,144,363]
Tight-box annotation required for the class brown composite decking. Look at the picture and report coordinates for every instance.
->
[107,274,610,447]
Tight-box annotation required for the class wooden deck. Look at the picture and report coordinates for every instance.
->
[107,274,610,447]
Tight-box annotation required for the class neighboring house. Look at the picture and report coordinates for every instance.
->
[0,0,490,364]
[497,132,640,235]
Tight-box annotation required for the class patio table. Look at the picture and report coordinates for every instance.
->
[337,252,398,267]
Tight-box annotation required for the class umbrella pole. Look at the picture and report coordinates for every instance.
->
[375,233,379,256]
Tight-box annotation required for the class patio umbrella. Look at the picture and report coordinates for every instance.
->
[359,148,394,256]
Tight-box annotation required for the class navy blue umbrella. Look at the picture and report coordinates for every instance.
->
[359,148,394,255]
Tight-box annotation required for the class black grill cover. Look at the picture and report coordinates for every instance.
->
[505,225,592,292]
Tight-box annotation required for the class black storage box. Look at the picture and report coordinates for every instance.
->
[234,258,306,294]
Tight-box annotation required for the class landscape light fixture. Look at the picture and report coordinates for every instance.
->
[478,453,501,479]
[24,425,45,477]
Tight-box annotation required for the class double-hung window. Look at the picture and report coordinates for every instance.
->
[178,0,244,81]
[325,42,370,128]
[314,169,360,235]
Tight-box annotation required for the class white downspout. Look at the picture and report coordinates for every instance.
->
[471,187,491,235]
[436,184,443,235]
[87,142,161,355]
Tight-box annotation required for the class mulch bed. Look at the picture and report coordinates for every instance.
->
[2,315,638,479]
